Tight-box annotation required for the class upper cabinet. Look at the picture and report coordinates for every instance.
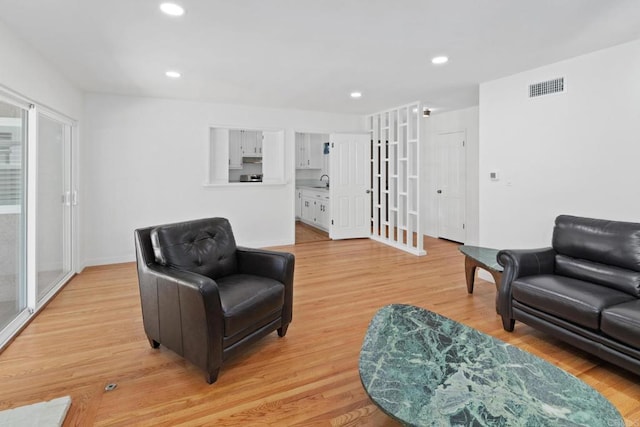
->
[239,130,263,157]
[295,132,327,169]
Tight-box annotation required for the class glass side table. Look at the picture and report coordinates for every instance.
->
[459,245,503,311]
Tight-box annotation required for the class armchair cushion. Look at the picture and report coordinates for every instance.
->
[216,274,285,338]
[512,275,635,330]
[150,217,238,279]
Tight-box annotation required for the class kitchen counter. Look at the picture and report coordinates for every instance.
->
[297,185,329,192]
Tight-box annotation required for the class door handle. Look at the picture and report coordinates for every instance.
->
[437,190,442,194]
[366,189,371,194]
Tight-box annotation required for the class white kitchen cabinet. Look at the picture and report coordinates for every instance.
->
[229,129,243,169]
[295,132,325,169]
[301,196,315,223]
[317,198,330,230]
[308,134,324,169]
[241,130,263,157]
[295,188,303,219]
[299,188,330,231]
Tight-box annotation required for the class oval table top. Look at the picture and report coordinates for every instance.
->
[359,304,623,427]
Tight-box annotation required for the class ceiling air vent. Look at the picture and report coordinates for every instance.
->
[529,77,565,98]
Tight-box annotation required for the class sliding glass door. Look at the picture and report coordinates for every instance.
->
[0,98,28,332]
[36,113,72,301]
[0,90,75,348]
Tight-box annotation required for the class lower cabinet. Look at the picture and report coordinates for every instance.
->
[299,189,330,231]
[301,196,315,223]
[295,188,303,219]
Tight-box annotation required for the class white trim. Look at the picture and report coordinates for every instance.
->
[0,87,31,110]
[36,271,74,306]
[0,309,30,350]
[26,105,37,311]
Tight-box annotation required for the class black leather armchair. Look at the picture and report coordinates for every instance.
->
[134,217,294,383]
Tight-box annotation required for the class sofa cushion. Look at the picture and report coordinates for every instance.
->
[552,215,640,272]
[151,217,238,279]
[216,274,284,338]
[601,300,640,350]
[555,254,640,297]
[512,275,635,330]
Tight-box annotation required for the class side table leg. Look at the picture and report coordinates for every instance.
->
[490,271,503,314]
[464,257,477,294]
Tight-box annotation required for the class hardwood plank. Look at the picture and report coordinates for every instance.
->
[295,221,330,244]
[0,237,638,425]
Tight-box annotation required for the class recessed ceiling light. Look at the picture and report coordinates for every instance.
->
[165,70,181,78]
[160,3,185,16]
[350,92,362,99]
[431,56,449,65]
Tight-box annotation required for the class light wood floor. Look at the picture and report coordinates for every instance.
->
[295,221,330,244]
[0,237,639,426]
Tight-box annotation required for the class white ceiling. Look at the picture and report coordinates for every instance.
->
[1,0,640,114]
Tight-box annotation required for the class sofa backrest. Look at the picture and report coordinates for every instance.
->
[552,215,640,296]
[150,217,238,279]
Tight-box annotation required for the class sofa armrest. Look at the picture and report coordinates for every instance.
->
[236,247,295,325]
[497,248,556,278]
[497,248,556,329]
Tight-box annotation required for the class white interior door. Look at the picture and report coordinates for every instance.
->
[436,131,466,243]
[329,133,370,239]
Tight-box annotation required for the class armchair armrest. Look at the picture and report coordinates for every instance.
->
[236,247,295,325]
[147,264,223,313]
[137,264,225,373]
[236,247,295,286]
[497,247,556,329]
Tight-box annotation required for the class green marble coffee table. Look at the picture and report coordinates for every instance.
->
[359,304,623,427]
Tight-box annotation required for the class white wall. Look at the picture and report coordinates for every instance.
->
[0,20,84,274]
[479,38,640,250]
[0,21,83,118]
[82,94,363,266]
[421,106,479,244]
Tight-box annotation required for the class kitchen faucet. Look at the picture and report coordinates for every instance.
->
[320,174,330,187]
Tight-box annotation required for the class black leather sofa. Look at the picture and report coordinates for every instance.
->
[498,215,640,376]
[134,217,294,383]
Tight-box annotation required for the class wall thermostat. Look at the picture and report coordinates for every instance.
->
[489,171,500,181]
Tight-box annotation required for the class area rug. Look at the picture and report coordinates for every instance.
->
[0,396,71,427]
